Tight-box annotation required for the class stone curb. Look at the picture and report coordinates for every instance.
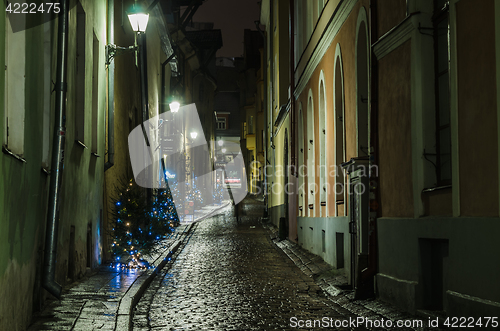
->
[114,203,228,331]
[115,238,183,331]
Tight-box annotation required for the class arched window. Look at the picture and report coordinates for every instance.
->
[356,8,369,157]
[318,72,327,217]
[307,89,315,217]
[334,44,346,216]
[298,104,305,216]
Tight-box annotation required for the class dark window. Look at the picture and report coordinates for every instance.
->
[92,32,99,154]
[217,117,226,130]
[433,0,451,185]
[75,2,86,144]
[199,83,204,102]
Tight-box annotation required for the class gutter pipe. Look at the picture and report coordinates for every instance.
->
[42,0,69,299]
[255,21,267,213]
[289,0,296,177]
[105,0,115,171]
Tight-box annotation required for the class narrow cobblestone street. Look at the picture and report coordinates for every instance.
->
[133,199,365,330]
[27,198,444,331]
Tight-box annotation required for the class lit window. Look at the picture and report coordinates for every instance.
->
[217,117,226,130]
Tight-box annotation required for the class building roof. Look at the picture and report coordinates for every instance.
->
[185,29,223,50]
[243,29,263,69]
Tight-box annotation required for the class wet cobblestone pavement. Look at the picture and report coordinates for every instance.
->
[28,265,145,330]
[133,200,365,331]
[27,224,191,331]
[28,198,443,331]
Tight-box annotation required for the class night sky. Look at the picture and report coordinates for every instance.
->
[192,0,262,58]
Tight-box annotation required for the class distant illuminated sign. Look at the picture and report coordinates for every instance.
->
[165,171,176,179]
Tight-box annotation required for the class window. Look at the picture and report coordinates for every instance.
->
[199,83,204,102]
[75,2,86,144]
[217,117,226,130]
[334,46,346,215]
[356,18,369,157]
[249,116,254,134]
[91,32,99,154]
[4,13,26,156]
[298,105,305,216]
[319,75,327,216]
[433,0,451,185]
[307,90,315,217]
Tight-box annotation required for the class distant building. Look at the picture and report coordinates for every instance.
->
[261,0,500,318]
[239,30,265,194]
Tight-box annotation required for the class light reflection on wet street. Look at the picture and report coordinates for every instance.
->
[28,266,145,331]
[133,199,356,330]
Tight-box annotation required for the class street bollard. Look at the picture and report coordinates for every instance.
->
[279,217,287,240]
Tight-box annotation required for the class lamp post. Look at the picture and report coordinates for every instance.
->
[128,5,152,201]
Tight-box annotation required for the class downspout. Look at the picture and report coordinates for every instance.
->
[289,0,297,241]
[360,0,379,286]
[161,59,168,114]
[105,0,115,171]
[42,0,69,299]
[138,31,153,204]
[161,53,175,114]
[255,21,267,214]
[289,0,295,176]
[269,0,275,214]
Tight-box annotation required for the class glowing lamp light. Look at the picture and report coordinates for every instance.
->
[218,140,224,146]
[128,7,149,33]
[222,148,227,153]
[190,131,198,139]
[169,101,180,113]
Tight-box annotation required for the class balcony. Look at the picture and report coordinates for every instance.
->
[246,134,256,150]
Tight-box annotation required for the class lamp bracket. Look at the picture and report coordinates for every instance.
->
[105,44,138,65]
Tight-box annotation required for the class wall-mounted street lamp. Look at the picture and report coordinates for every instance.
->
[127,8,149,33]
[222,148,227,154]
[105,5,150,65]
[190,131,198,139]
[218,140,224,147]
[169,101,180,113]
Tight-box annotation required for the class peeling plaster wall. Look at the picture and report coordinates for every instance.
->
[0,1,108,328]
[0,256,37,330]
[0,4,50,328]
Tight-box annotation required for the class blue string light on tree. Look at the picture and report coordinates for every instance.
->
[109,178,176,269]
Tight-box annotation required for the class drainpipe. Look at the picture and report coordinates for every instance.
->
[255,21,267,214]
[269,0,275,213]
[138,31,152,204]
[360,0,379,289]
[289,0,296,177]
[42,0,69,299]
[105,0,115,171]
[161,54,175,114]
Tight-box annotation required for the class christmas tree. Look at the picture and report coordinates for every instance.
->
[152,184,180,228]
[109,178,178,266]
